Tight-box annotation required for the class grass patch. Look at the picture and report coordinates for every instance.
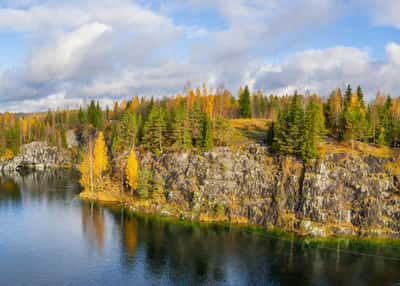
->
[320,140,396,158]
[223,118,270,146]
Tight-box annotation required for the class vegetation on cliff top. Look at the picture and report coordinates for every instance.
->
[1,83,400,197]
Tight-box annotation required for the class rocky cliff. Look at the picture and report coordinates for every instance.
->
[135,145,400,238]
[0,142,70,172]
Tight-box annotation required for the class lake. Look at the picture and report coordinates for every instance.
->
[0,170,400,286]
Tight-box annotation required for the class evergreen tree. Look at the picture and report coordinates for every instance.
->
[273,93,304,156]
[136,168,152,199]
[78,107,86,124]
[286,92,304,155]
[239,85,252,118]
[201,113,213,151]
[344,84,352,104]
[142,105,165,156]
[119,110,137,148]
[266,122,275,146]
[301,97,326,162]
[357,85,365,109]
[87,100,103,128]
[171,103,191,150]
[189,101,203,147]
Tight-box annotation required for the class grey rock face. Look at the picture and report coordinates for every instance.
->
[139,145,400,238]
[0,142,69,172]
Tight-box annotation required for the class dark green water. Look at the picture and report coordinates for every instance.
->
[1,170,400,286]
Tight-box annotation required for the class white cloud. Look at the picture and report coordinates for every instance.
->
[0,0,400,112]
[252,44,400,97]
[29,22,111,82]
[358,0,400,29]
[386,42,400,66]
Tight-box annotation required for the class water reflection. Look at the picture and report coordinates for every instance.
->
[1,171,400,285]
[0,175,21,206]
[81,202,106,253]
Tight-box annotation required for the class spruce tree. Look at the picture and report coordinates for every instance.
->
[171,103,192,150]
[272,93,304,156]
[356,85,365,109]
[190,101,203,147]
[142,105,166,156]
[286,92,304,155]
[301,97,325,162]
[345,84,352,104]
[239,85,252,118]
[119,110,137,148]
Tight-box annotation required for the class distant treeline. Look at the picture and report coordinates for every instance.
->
[0,84,399,162]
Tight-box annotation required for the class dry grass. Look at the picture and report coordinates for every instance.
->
[320,140,396,158]
[229,118,270,131]
[79,191,122,202]
[385,160,400,176]
[222,118,270,146]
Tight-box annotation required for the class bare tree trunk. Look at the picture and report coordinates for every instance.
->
[89,138,94,193]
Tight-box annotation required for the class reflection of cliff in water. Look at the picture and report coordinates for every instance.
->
[0,170,81,203]
[104,206,400,285]
[0,175,21,206]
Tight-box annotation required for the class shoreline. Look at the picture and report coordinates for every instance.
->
[79,190,400,241]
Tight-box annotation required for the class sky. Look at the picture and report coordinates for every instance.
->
[0,0,400,112]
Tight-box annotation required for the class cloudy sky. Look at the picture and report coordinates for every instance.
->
[0,0,399,112]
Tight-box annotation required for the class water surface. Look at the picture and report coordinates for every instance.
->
[0,170,400,286]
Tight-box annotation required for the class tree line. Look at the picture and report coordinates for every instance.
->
[1,84,400,163]
[2,83,400,197]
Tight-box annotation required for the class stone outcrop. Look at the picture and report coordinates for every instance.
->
[137,145,400,238]
[0,142,70,172]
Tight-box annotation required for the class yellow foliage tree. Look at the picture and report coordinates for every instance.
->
[129,96,140,111]
[93,131,109,182]
[126,148,139,195]
[1,149,14,161]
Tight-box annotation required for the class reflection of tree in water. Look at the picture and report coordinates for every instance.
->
[106,207,139,268]
[0,176,21,206]
[81,203,106,253]
[123,218,138,258]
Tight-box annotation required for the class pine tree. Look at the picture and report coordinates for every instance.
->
[301,97,325,162]
[119,110,137,148]
[171,103,191,150]
[286,92,304,155]
[126,148,139,196]
[239,85,252,118]
[137,168,152,199]
[142,105,165,156]
[357,85,365,109]
[344,84,352,104]
[190,101,203,147]
[273,92,304,156]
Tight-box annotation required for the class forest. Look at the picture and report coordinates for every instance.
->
[1,84,400,196]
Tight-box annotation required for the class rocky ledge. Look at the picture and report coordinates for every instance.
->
[124,145,400,238]
[0,142,70,172]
